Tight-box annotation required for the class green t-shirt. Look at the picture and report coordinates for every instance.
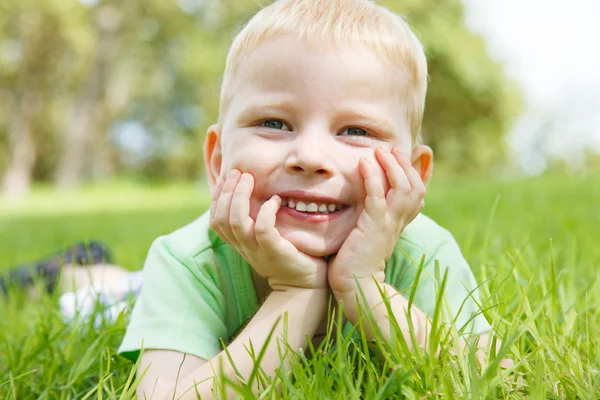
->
[119,211,491,361]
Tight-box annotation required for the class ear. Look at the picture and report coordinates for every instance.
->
[203,124,223,191]
[411,145,433,185]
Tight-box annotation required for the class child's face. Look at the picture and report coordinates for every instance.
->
[206,36,430,257]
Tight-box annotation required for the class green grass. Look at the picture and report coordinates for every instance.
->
[1,172,599,398]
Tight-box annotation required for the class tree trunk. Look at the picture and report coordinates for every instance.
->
[1,93,39,198]
[55,95,97,189]
[56,5,120,189]
[90,115,114,181]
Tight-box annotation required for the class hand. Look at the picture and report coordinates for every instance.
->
[328,147,426,294]
[210,169,328,291]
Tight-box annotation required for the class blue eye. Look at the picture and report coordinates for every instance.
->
[262,119,285,129]
[346,127,368,136]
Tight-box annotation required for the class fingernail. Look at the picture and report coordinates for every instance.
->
[227,169,239,179]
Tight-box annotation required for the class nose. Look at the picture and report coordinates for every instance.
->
[284,130,334,177]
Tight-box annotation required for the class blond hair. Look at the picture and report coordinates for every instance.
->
[219,0,428,142]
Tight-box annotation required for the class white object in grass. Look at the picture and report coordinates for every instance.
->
[59,271,143,327]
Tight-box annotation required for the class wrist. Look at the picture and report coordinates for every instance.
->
[266,286,329,323]
[329,270,385,297]
[269,284,329,298]
[331,278,391,328]
[268,277,328,291]
[331,277,381,301]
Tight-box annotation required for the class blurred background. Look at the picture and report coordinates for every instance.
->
[2,2,600,394]
[0,0,598,198]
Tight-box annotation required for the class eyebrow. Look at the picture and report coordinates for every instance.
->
[237,101,295,122]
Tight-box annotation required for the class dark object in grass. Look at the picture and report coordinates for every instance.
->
[0,240,113,296]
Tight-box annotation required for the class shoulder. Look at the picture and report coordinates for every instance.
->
[152,210,215,260]
[141,210,227,286]
[386,213,466,288]
[398,213,458,258]
[120,211,233,361]
[389,215,491,334]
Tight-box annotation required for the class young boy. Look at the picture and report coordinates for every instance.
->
[119,0,505,397]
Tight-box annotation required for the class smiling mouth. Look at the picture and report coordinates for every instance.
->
[281,198,346,215]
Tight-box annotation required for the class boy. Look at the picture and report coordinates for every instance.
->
[120,0,507,397]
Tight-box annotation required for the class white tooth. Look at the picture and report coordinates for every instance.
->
[318,204,328,212]
[288,200,295,208]
[336,204,343,210]
[295,201,307,211]
[282,200,288,207]
[328,204,336,212]
[306,203,318,212]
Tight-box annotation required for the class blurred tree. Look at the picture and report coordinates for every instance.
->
[381,0,522,172]
[0,2,68,197]
[0,0,521,195]
[55,4,121,188]
[103,0,259,182]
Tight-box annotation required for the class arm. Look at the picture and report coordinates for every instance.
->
[138,170,328,398]
[328,147,429,347]
[332,279,429,349]
[328,148,510,365]
[138,287,327,399]
[333,281,511,368]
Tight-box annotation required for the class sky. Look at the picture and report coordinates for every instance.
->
[463,0,600,173]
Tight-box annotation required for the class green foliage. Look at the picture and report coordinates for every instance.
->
[0,172,599,398]
[0,0,521,188]
[380,0,522,171]
[0,293,136,398]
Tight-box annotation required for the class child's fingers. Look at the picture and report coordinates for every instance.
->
[393,147,426,196]
[210,177,225,199]
[209,177,225,236]
[213,170,241,242]
[229,173,255,243]
[359,158,386,220]
[209,178,224,217]
[254,195,284,251]
[375,147,411,192]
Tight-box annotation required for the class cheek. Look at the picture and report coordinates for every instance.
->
[226,144,281,182]
[221,135,272,174]
[234,157,266,174]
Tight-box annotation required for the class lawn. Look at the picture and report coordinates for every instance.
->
[0,172,599,399]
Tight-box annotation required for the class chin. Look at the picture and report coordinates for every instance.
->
[282,231,344,257]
